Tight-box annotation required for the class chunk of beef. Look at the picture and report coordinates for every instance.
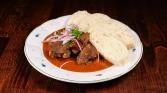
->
[49,41,71,58]
[62,50,71,58]
[77,43,98,64]
[80,32,89,46]
[48,32,98,64]
[69,41,82,54]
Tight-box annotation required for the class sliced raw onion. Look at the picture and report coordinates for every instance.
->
[62,39,71,45]
[62,36,75,44]
[44,36,58,42]
[97,52,100,62]
[71,24,79,29]
[60,61,73,69]
[65,28,71,32]
[60,30,69,38]
[74,39,82,51]
[45,24,81,46]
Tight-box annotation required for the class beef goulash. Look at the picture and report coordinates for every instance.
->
[43,11,135,72]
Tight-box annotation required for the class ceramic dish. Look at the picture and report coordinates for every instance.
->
[24,15,143,84]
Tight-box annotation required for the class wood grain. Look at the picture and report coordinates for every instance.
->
[0,0,167,93]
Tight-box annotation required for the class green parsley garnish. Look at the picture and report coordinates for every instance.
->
[70,28,82,38]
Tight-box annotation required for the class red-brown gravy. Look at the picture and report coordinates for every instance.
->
[43,30,112,72]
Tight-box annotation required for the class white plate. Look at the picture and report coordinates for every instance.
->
[24,15,143,84]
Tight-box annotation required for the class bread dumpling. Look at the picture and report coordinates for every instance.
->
[90,30,129,65]
[66,11,135,65]
[88,13,112,26]
[88,23,134,49]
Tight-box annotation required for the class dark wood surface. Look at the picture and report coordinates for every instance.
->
[0,0,167,92]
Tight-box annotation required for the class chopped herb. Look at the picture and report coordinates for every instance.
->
[70,28,82,38]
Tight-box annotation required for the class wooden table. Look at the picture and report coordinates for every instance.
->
[0,0,167,92]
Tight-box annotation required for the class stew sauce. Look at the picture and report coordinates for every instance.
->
[43,30,112,72]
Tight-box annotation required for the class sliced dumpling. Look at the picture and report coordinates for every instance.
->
[89,23,134,49]
[90,30,129,65]
[89,13,112,25]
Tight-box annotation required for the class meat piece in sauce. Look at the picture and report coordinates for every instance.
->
[77,43,98,64]
[69,41,81,54]
[80,32,89,46]
[49,41,71,58]
[48,30,98,64]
